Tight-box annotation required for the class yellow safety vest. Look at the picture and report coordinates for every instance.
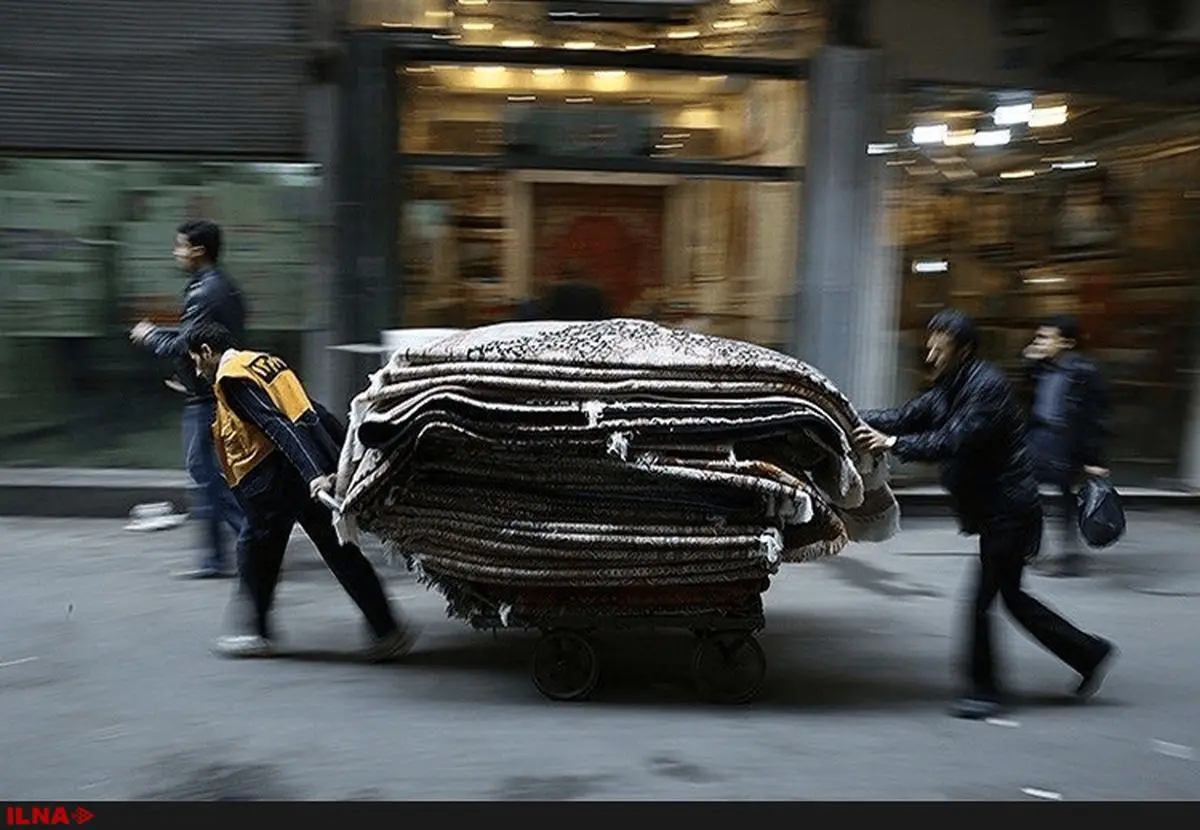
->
[211,350,316,487]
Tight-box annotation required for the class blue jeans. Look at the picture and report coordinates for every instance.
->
[182,401,246,572]
[1028,428,1081,561]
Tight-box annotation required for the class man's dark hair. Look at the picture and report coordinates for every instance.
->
[184,320,238,355]
[1043,313,1079,342]
[927,308,979,355]
[178,219,222,262]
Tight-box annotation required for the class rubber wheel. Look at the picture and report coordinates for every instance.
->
[692,633,766,704]
[531,631,600,701]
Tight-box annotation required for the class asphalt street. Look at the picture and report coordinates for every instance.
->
[1,511,1197,801]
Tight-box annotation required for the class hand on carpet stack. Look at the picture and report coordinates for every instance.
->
[852,424,896,455]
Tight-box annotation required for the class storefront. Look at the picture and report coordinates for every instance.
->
[887,93,1200,487]
[0,0,320,469]
[328,1,821,406]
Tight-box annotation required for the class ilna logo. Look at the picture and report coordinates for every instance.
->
[5,807,93,825]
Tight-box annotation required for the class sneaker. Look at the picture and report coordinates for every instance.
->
[213,635,274,659]
[949,697,1003,720]
[1075,640,1118,699]
[365,623,420,663]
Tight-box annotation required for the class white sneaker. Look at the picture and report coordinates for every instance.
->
[365,623,420,663]
[213,635,274,659]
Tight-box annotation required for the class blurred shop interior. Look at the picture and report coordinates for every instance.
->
[886,89,1200,486]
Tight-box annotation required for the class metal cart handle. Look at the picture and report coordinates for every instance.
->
[317,491,344,514]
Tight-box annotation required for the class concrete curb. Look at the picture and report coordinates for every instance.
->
[0,468,1197,519]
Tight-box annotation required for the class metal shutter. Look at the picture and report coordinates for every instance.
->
[0,0,309,158]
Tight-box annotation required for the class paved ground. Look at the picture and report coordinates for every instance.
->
[1,511,1197,801]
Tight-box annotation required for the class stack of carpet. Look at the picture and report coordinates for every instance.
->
[332,319,898,626]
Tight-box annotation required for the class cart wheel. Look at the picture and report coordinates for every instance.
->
[531,630,600,702]
[692,633,766,704]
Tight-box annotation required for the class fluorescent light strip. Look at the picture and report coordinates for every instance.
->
[912,259,949,274]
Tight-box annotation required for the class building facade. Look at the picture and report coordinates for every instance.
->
[3,0,1199,489]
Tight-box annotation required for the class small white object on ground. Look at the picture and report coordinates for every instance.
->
[1021,787,1063,800]
[125,502,187,532]
[0,656,39,669]
[1151,740,1195,761]
[986,718,1021,728]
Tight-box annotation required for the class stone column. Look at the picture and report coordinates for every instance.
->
[330,31,401,412]
[791,45,900,411]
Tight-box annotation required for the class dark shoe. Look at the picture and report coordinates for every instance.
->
[1037,556,1088,578]
[950,696,1003,720]
[1075,640,1118,700]
[173,566,236,580]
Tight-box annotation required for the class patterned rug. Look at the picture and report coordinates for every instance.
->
[333,319,899,625]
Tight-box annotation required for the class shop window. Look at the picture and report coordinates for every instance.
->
[0,159,322,468]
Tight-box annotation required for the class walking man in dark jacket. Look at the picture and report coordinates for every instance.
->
[1022,315,1111,577]
[130,219,247,579]
[184,320,417,660]
[852,309,1117,720]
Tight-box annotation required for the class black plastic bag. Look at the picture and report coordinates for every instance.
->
[1076,475,1126,549]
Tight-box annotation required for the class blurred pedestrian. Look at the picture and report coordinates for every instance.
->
[1022,315,1111,577]
[514,266,611,322]
[130,219,246,579]
[185,320,417,660]
[853,309,1117,720]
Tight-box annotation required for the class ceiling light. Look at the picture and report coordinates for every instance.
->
[474,66,505,74]
[993,103,1033,126]
[668,30,701,39]
[502,38,536,48]
[1000,169,1036,179]
[1050,159,1097,170]
[866,142,899,155]
[425,10,454,20]
[508,95,536,102]
[565,96,594,104]
[911,124,948,145]
[457,0,488,5]
[1028,105,1068,127]
[912,259,949,274]
[943,130,976,147]
[974,128,1011,147]
[625,43,655,51]
[564,41,596,49]
[461,22,493,31]
[729,0,759,4]
[533,67,564,76]
[713,19,749,30]
[595,70,626,78]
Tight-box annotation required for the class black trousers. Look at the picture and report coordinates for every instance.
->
[966,511,1108,698]
[234,462,399,642]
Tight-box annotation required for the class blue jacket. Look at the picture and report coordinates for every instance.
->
[1022,351,1110,470]
[142,266,247,403]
